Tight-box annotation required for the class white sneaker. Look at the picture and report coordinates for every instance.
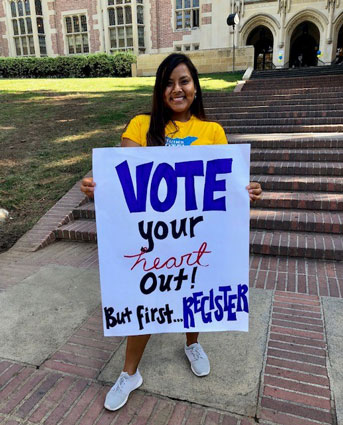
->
[104,369,143,411]
[185,343,210,377]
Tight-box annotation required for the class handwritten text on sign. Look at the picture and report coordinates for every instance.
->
[93,145,250,336]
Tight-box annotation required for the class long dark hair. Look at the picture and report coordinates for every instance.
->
[146,53,206,146]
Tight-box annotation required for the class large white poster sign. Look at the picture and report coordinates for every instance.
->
[93,144,250,336]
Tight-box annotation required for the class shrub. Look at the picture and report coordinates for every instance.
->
[0,53,136,78]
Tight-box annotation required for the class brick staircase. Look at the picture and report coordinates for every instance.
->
[204,70,343,134]
[54,67,343,261]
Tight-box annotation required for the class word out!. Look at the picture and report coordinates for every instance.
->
[115,159,233,213]
[183,284,249,328]
[139,268,189,295]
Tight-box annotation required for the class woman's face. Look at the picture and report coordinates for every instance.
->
[163,63,196,122]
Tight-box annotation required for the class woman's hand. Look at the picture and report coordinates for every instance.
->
[81,177,96,199]
[246,182,262,202]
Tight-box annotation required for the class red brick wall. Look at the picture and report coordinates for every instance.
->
[0,1,9,56]
[201,3,212,13]
[150,0,190,50]
[52,0,101,55]
[201,16,211,25]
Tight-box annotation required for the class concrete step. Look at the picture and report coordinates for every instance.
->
[225,124,343,134]
[255,191,343,211]
[251,175,343,193]
[250,208,343,234]
[251,161,343,176]
[250,229,343,260]
[250,149,343,162]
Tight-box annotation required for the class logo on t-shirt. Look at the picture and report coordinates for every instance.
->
[165,136,198,146]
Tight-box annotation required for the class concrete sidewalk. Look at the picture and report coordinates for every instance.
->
[0,182,342,425]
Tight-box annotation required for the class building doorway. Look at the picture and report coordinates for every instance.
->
[289,21,320,67]
[246,26,274,70]
[335,25,343,64]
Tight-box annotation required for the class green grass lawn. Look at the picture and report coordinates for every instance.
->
[0,72,242,252]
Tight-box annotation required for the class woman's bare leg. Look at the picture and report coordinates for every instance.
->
[186,332,199,346]
[123,335,151,375]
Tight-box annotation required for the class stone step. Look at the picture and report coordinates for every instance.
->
[250,208,343,234]
[54,219,343,261]
[250,149,343,162]
[251,161,343,176]
[255,191,343,211]
[250,229,343,260]
[224,124,343,134]
[251,175,343,192]
[208,110,343,121]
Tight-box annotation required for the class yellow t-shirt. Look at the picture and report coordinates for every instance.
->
[122,114,227,147]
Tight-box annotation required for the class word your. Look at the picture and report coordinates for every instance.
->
[183,284,249,328]
[115,159,233,213]
[124,241,211,272]
[138,216,203,252]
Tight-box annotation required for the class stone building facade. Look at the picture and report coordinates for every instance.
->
[0,0,342,72]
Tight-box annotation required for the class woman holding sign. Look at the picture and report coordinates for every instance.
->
[81,53,262,411]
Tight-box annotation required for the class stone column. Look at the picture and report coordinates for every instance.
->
[277,0,290,68]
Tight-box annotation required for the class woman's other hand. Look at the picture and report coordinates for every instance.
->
[247,182,262,202]
[81,177,96,199]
